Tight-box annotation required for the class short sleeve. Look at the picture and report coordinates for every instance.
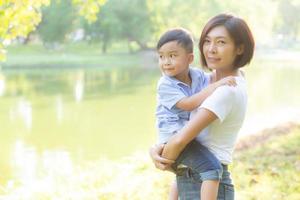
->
[199,86,234,122]
[157,80,186,110]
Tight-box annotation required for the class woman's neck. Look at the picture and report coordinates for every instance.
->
[213,69,239,81]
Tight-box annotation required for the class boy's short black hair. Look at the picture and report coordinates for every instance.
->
[157,28,194,53]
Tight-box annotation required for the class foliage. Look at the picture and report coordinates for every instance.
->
[0,0,50,61]
[82,1,121,53]
[1,0,300,61]
[273,0,300,45]
[83,0,153,52]
[0,0,107,61]
[146,0,281,48]
[37,0,74,47]
[72,0,106,23]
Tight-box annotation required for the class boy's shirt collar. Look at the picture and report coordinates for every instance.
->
[163,68,196,88]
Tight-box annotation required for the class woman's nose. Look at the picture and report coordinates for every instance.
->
[208,43,217,53]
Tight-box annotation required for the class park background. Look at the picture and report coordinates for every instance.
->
[0,0,300,199]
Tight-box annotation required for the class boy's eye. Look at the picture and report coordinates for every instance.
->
[159,55,163,59]
[217,40,226,45]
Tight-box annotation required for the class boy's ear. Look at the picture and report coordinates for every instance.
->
[188,53,194,64]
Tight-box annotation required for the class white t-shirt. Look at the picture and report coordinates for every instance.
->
[194,76,247,164]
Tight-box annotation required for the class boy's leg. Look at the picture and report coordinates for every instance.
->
[169,179,178,200]
[176,165,234,200]
[173,140,222,199]
[201,180,219,200]
[173,140,222,179]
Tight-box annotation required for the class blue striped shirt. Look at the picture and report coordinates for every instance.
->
[156,68,210,143]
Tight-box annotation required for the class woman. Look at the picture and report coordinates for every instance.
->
[150,13,255,199]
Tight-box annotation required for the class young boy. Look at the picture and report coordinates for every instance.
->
[155,28,236,199]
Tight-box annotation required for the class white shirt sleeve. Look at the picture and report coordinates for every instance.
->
[199,86,234,122]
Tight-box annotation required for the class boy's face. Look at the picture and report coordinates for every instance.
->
[158,41,193,79]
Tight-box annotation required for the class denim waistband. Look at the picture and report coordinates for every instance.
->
[222,164,228,170]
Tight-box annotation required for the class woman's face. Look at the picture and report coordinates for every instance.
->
[203,25,243,71]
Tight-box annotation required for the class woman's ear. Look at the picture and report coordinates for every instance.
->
[188,53,194,64]
[237,44,244,55]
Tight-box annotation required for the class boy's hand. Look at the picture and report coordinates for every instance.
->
[149,144,175,171]
[215,76,237,87]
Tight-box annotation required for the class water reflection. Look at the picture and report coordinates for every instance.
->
[12,140,37,184]
[56,96,64,123]
[0,73,5,96]
[9,99,33,130]
[42,150,73,177]
[2,67,154,99]
[74,70,84,102]
[10,140,73,196]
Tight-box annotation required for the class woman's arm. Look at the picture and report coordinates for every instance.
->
[162,108,218,160]
[149,143,175,171]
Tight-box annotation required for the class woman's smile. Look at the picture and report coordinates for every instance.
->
[207,56,221,63]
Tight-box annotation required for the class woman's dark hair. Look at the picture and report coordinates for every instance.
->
[157,28,194,53]
[199,14,255,69]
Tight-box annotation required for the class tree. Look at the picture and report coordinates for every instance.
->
[274,0,300,43]
[72,0,106,23]
[83,0,155,52]
[0,0,107,61]
[101,0,154,52]
[37,0,74,48]
[82,1,120,53]
[114,0,153,51]
[0,0,50,61]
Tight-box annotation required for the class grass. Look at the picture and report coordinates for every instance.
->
[232,126,300,200]
[1,43,156,69]
[0,126,299,199]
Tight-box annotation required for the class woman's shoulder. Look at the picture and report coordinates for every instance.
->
[213,78,247,102]
[190,67,211,84]
[211,83,244,103]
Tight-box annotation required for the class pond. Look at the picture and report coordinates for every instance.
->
[0,56,299,185]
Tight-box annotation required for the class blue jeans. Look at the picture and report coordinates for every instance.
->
[172,140,222,181]
[176,164,234,200]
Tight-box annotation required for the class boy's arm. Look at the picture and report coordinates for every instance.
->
[161,108,217,160]
[175,82,219,111]
[175,76,236,111]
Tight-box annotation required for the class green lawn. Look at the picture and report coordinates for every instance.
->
[1,127,299,199]
[2,43,155,68]
[233,127,300,200]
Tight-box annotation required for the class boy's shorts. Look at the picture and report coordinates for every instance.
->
[176,164,234,199]
[172,139,223,181]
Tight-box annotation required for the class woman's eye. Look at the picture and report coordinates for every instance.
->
[204,39,210,44]
[170,54,177,58]
[218,40,226,45]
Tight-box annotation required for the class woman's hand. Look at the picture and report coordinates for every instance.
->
[149,144,175,171]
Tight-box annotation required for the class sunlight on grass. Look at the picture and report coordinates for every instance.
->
[233,128,300,200]
[1,128,299,199]
[0,144,173,199]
